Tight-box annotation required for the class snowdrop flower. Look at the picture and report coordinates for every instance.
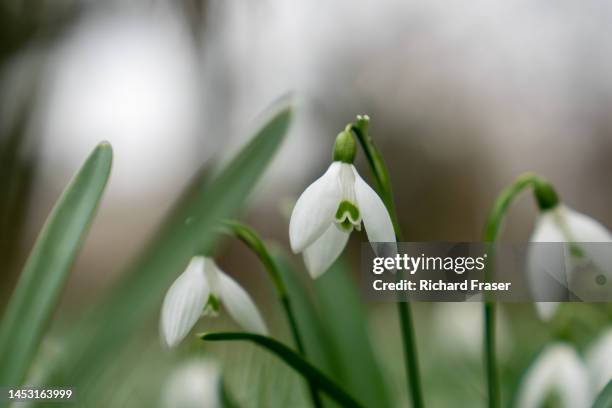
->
[431,302,511,360]
[160,256,267,348]
[527,182,612,320]
[516,344,591,408]
[289,127,395,278]
[162,358,221,408]
[586,328,612,394]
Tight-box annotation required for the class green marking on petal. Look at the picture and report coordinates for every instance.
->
[568,242,585,259]
[335,200,361,232]
[203,295,221,317]
[337,218,355,232]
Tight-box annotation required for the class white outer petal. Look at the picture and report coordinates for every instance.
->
[528,211,566,321]
[353,165,396,256]
[563,206,612,242]
[162,358,221,408]
[431,302,512,360]
[303,224,350,279]
[160,257,209,348]
[531,210,565,243]
[289,162,342,253]
[586,329,612,394]
[563,207,612,287]
[516,344,592,408]
[215,266,268,335]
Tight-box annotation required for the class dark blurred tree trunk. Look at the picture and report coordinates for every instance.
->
[0,1,79,308]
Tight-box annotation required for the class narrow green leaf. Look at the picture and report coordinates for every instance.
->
[0,142,113,387]
[593,380,612,408]
[201,332,365,408]
[314,259,392,408]
[47,99,293,389]
[350,117,401,239]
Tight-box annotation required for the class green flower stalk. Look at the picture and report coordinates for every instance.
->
[223,221,323,408]
[482,173,559,408]
[349,116,424,408]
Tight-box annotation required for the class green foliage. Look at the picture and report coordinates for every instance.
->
[201,332,364,408]
[0,142,113,388]
[314,260,392,408]
[593,380,612,408]
[44,100,293,393]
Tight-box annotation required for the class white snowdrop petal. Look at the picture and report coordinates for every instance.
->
[563,207,612,284]
[516,344,591,408]
[216,267,268,335]
[530,210,565,243]
[289,162,342,253]
[534,302,559,322]
[353,166,395,250]
[162,358,221,408]
[586,329,612,393]
[203,257,222,297]
[563,206,612,242]
[303,224,350,279]
[528,212,567,321]
[431,302,512,360]
[160,257,209,348]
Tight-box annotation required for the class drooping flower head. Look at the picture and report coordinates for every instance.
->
[586,328,612,394]
[160,256,267,348]
[516,344,591,408]
[289,125,395,278]
[527,180,612,320]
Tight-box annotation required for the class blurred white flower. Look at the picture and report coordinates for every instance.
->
[528,205,612,320]
[160,256,267,348]
[162,359,221,408]
[431,302,511,360]
[516,344,591,408]
[289,158,395,278]
[586,328,612,394]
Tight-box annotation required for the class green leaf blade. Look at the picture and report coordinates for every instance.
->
[593,380,612,408]
[314,259,392,408]
[201,332,365,408]
[0,142,113,387]
[48,99,293,390]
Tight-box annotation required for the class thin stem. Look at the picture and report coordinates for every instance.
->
[350,118,402,240]
[222,221,322,408]
[484,173,540,242]
[202,332,365,408]
[482,172,540,408]
[350,117,423,408]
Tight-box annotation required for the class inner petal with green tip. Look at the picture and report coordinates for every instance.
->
[334,200,361,232]
[202,295,221,317]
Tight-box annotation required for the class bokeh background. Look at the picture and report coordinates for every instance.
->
[2,1,612,407]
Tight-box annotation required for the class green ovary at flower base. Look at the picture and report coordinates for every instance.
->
[289,128,396,278]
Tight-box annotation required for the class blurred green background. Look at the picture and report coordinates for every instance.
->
[1,1,612,407]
